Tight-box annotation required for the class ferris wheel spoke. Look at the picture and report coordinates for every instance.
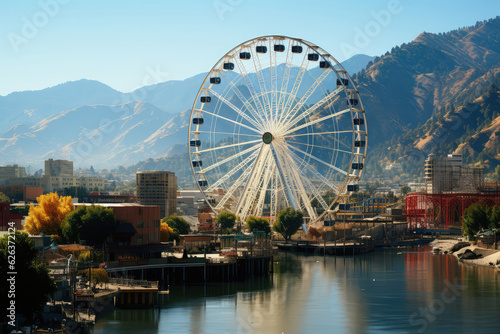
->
[283,130,352,138]
[294,165,330,213]
[196,139,261,154]
[235,145,270,218]
[249,46,272,122]
[281,108,350,136]
[196,130,261,138]
[287,144,347,176]
[234,56,270,125]
[197,109,262,135]
[228,82,268,128]
[281,87,343,133]
[276,143,317,219]
[277,68,332,132]
[269,39,279,128]
[199,143,261,174]
[240,151,273,219]
[287,148,340,192]
[208,89,265,132]
[286,140,352,154]
[277,41,294,125]
[215,161,256,211]
[255,162,276,217]
[206,150,260,192]
[280,51,309,126]
[270,143,300,210]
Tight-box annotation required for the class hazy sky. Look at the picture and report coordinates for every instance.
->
[1,0,498,95]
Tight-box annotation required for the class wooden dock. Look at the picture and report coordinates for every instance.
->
[277,242,374,255]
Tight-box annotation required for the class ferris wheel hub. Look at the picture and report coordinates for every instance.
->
[262,132,273,144]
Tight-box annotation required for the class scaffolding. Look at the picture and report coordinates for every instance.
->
[424,154,484,194]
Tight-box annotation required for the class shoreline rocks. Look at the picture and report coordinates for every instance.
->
[431,238,500,271]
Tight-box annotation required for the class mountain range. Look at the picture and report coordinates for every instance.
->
[359,17,500,179]
[0,54,374,170]
[1,17,500,187]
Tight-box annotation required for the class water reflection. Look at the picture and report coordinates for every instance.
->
[93,248,500,334]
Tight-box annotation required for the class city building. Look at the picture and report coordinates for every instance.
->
[42,175,106,193]
[0,159,106,193]
[87,193,136,204]
[407,182,426,192]
[0,185,43,202]
[136,171,177,218]
[0,164,27,180]
[45,159,73,177]
[424,154,483,194]
[75,203,164,260]
[2,176,43,188]
[385,162,402,171]
[198,211,216,232]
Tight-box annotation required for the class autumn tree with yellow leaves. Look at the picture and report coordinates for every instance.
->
[160,222,174,242]
[24,192,74,235]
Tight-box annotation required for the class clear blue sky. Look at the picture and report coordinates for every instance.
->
[0,0,498,95]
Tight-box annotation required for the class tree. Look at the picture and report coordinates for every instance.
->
[162,215,191,235]
[462,203,490,238]
[61,206,86,243]
[272,207,303,242]
[386,191,397,203]
[63,186,89,199]
[160,222,175,242]
[308,226,323,240]
[215,211,236,233]
[489,205,500,229]
[0,231,57,324]
[62,205,118,246]
[493,165,500,182]
[79,268,108,286]
[400,185,411,197]
[246,215,271,234]
[24,192,74,236]
[0,192,10,203]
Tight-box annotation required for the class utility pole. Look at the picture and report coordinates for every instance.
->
[88,248,92,290]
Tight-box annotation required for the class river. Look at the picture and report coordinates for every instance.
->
[92,247,500,334]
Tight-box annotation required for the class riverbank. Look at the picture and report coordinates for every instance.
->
[431,238,500,271]
[93,247,500,334]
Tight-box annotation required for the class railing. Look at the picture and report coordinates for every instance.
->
[109,277,158,288]
[34,327,66,333]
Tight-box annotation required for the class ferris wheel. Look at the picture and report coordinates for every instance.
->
[188,35,367,225]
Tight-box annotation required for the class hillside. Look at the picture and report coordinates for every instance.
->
[354,17,500,145]
[366,71,500,179]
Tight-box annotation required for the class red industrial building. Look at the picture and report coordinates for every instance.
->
[406,191,500,229]
[407,153,500,230]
